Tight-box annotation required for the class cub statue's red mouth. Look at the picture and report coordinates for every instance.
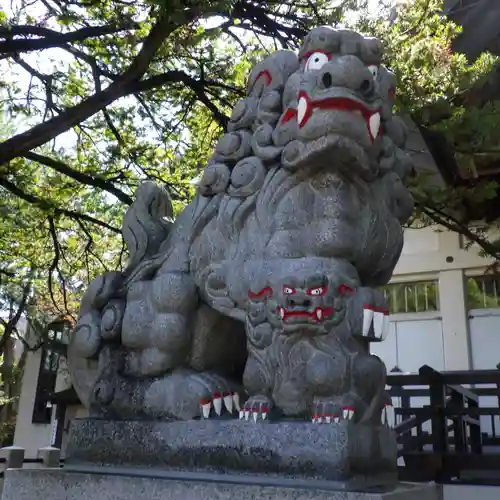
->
[276,306,334,322]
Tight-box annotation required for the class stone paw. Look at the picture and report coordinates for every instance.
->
[143,369,242,420]
[200,391,242,419]
[240,395,273,422]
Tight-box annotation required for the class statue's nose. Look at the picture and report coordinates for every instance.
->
[287,296,312,308]
[317,56,375,99]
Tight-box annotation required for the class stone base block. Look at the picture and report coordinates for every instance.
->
[2,468,442,500]
[66,418,397,486]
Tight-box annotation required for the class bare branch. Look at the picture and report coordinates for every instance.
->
[415,197,500,262]
[74,218,110,273]
[0,276,33,353]
[134,71,230,128]
[0,175,121,233]
[24,152,133,205]
[0,13,193,166]
[0,23,139,54]
[47,217,67,314]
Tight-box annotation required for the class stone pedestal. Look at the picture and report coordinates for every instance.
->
[2,468,442,500]
[0,418,441,500]
[65,418,397,487]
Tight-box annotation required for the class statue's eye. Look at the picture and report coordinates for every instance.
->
[367,65,378,80]
[305,52,329,71]
[283,286,296,295]
[307,286,325,296]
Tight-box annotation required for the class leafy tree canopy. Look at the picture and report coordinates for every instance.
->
[0,0,499,336]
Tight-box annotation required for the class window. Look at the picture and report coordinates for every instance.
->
[32,330,62,424]
[380,281,439,314]
[467,276,500,309]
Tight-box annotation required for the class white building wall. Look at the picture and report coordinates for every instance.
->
[13,350,90,458]
[386,226,497,372]
[13,350,52,458]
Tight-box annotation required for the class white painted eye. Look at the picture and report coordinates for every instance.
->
[283,286,295,295]
[308,287,325,296]
[305,52,329,71]
[368,65,378,80]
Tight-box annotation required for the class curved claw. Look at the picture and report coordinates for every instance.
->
[311,399,357,424]
[382,401,395,428]
[200,392,242,419]
[240,395,272,422]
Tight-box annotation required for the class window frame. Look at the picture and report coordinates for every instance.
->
[380,280,440,314]
[466,275,500,310]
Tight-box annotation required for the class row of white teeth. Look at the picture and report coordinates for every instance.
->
[277,307,324,320]
[200,393,240,419]
[362,306,389,340]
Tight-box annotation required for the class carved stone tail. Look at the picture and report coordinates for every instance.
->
[122,181,174,272]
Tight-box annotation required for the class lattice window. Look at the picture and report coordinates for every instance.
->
[467,275,500,309]
[380,281,439,314]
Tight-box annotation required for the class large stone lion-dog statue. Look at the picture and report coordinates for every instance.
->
[68,26,414,426]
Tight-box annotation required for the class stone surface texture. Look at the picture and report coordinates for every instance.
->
[68,26,415,429]
[2,469,442,500]
[65,418,397,483]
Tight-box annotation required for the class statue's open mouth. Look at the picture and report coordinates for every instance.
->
[276,306,334,322]
[289,91,381,144]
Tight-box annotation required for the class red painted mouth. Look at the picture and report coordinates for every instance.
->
[281,91,381,144]
[276,306,334,322]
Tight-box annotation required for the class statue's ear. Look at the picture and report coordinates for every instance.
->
[200,263,246,322]
[248,286,273,301]
[338,284,355,296]
[246,50,299,98]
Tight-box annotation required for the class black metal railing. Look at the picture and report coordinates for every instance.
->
[387,365,500,484]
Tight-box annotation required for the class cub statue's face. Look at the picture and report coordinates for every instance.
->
[274,277,354,334]
[247,257,359,335]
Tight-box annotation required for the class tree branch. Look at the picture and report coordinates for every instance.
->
[416,198,500,261]
[0,176,121,233]
[24,152,133,205]
[47,217,67,314]
[0,13,189,166]
[0,23,139,54]
[134,71,230,128]
[0,276,32,353]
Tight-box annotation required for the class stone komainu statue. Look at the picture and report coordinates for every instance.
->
[68,27,414,425]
